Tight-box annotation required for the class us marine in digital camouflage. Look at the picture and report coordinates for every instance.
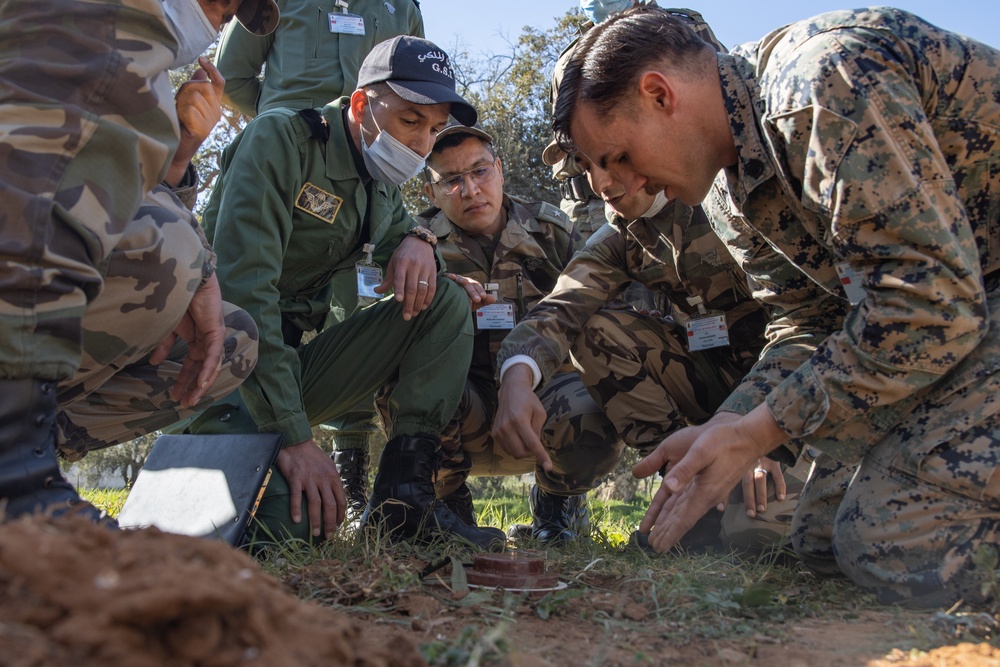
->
[544,1,725,247]
[556,6,1000,607]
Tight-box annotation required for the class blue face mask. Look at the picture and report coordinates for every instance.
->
[360,97,429,185]
[579,0,634,24]
[162,0,218,69]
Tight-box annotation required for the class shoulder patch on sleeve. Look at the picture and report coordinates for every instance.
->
[528,200,574,233]
[295,183,343,223]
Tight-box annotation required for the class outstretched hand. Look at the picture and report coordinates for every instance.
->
[491,364,552,471]
[633,405,788,552]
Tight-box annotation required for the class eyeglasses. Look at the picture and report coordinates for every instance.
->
[430,162,498,195]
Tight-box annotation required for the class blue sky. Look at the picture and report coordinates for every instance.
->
[419,1,998,57]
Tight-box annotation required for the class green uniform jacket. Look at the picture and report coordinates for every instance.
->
[215,0,424,117]
[706,8,1000,459]
[497,202,768,386]
[202,98,414,444]
[419,195,577,379]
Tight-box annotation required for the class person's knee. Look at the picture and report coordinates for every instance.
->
[832,511,1000,608]
[789,508,842,577]
[432,277,471,314]
[247,466,320,547]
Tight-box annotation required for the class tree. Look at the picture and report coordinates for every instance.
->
[400,9,587,214]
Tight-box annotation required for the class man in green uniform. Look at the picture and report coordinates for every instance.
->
[398,121,622,543]
[215,0,423,118]
[191,36,503,550]
[556,7,1000,606]
[215,0,426,519]
[0,0,274,519]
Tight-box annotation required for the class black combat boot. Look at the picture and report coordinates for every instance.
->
[361,434,505,551]
[0,379,104,521]
[441,481,477,526]
[529,484,590,544]
[332,448,369,528]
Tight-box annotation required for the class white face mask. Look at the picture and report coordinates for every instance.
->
[360,98,429,185]
[640,190,670,218]
[162,0,218,70]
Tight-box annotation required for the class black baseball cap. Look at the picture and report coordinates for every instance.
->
[236,0,280,36]
[357,36,477,126]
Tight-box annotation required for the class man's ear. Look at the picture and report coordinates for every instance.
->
[424,180,438,207]
[349,89,369,123]
[495,157,504,185]
[637,71,676,116]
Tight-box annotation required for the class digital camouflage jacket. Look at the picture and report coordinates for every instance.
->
[706,8,1000,461]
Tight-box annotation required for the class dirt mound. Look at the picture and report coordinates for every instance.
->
[0,515,425,667]
[872,642,1000,667]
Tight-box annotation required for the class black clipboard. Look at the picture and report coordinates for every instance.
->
[117,433,283,546]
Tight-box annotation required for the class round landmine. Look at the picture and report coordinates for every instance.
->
[465,550,559,590]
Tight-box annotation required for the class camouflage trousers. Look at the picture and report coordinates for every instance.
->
[575,308,803,549]
[56,187,259,459]
[380,370,624,498]
[0,0,178,382]
[574,308,747,451]
[789,287,1000,608]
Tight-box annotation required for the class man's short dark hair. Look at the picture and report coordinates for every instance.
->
[552,7,714,155]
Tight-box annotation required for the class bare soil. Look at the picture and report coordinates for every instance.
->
[2,517,997,667]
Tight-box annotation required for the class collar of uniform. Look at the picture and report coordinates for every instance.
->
[322,98,372,187]
[716,53,775,208]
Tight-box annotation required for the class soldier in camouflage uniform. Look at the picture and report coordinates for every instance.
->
[556,7,1000,607]
[59,57,262,460]
[397,121,622,543]
[0,0,274,519]
[493,152,800,551]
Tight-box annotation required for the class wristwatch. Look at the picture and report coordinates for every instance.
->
[404,225,438,247]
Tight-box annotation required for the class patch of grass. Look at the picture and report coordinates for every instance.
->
[87,482,1000,658]
[79,487,128,518]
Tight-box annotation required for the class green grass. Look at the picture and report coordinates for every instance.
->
[80,487,128,518]
[82,482,999,662]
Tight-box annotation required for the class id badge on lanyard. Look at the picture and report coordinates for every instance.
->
[684,296,730,352]
[329,1,365,35]
[835,262,865,306]
[475,282,516,330]
[356,243,383,305]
